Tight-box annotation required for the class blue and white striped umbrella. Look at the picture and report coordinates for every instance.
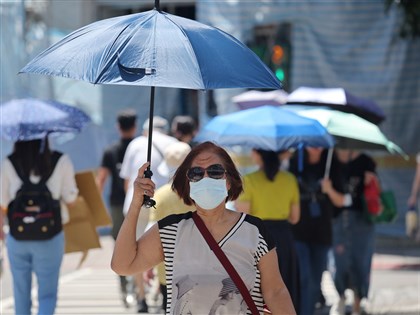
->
[0,98,91,141]
[194,105,334,151]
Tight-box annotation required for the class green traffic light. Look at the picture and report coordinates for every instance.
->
[275,68,285,81]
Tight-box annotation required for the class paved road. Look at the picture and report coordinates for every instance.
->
[1,236,419,314]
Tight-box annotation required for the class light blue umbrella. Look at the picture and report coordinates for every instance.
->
[0,98,91,141]
[194,105,335,151]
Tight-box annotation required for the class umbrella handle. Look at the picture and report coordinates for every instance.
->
[143,168,156,208]
[324,148,333,179]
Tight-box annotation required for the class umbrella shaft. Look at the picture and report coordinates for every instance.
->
[146,86,155,169]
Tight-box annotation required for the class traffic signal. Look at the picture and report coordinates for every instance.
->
[271,44,285,81]
[248,23,291,91]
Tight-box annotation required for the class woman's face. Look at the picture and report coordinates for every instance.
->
[191,151,222,169]
[250,150,262,167]
[307,147,323,162]
[189,151,230,189]
[336,149,351,162]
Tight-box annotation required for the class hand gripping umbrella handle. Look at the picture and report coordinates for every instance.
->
[143,168,156,208]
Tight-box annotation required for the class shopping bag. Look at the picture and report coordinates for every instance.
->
[364,190,398,224]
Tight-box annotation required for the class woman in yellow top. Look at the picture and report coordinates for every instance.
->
[235,149,301,314]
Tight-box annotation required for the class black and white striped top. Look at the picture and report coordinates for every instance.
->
[158,211,275,314]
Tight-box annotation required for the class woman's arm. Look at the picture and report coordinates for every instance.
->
[408,160,420,207]
[95,166,109,193]
[111,162,163,275]
[259,249,296,315]
[288,203,300,224]
[321,178,347,207]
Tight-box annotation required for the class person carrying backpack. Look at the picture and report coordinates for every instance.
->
[0,139,78,315]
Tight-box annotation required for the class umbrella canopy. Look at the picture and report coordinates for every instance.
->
[286,87,386,125]
[20,1,281,207]
[0,98,91,141]
[232,89,288,110]
[194,105,335,151]
[20,8,280,91]
[282,105,407,158]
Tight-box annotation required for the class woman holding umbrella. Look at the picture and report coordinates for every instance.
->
[111,141,296,314]
[0,139,78,315]
[288,147,347,315]
[329,149,378,315]
[235,148,301,314]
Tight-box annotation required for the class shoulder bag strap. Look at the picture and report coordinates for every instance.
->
[192,211,259,315]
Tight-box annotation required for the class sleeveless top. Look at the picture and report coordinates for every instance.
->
[158,211,275,314]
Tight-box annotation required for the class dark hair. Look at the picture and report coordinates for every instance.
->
[171,141,243,206]
[117,109,137,131]
[171,115,196,137]
[12,139,52,178]
[255,149,280,181]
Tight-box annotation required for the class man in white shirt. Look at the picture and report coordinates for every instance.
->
[119,115,178,312]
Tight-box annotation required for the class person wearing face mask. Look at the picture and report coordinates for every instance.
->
[111,141,296,315]
[235,149,301,314]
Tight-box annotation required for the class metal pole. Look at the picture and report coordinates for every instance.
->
[324,148,333,179]
[143,86,156,208]
[146,86,155,164]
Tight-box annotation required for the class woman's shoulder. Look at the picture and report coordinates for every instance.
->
[54,152,73,167]
[1,158,16,178]
[242,213,276,248]
[277,170,298,181]
[242,212,270,232]
[1,156,13,168]
[158,211,193,229]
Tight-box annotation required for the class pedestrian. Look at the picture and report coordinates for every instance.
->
[0,206,4,278]
[111,141,296,314]
[96,108,137,305]
[234,148,301,314]
[151,141,195,311]
[170,115,197,145]
[119,115,178,312]
[329,149,377,315]
[0,139,78,315]
[406,152,420,239]
[289,148,347,315]
[407,152,420,208]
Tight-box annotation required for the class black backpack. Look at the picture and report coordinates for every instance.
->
[7,151,63,241]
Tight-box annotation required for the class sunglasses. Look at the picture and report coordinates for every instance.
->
[187,164,226,182]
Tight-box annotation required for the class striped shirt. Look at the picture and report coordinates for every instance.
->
[158,211,275,314]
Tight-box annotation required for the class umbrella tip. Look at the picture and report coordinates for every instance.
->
[154,0,160,11]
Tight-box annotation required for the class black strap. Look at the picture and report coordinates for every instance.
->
[9,151,62,183]
[192,212,259,315]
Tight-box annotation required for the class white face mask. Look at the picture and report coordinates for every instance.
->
[189,177,228,210]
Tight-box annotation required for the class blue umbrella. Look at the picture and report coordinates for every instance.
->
[20,0,281,207]
[194,105,335,151]
[20,4,279,90]
[0,98,91,141]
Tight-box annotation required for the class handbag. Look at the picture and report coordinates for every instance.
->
[364,190,398,224]
[192,212,260,315]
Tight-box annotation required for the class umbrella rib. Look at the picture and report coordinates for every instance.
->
[93,24,134,84]
[94,13,157,84]
[163,13,204,88]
